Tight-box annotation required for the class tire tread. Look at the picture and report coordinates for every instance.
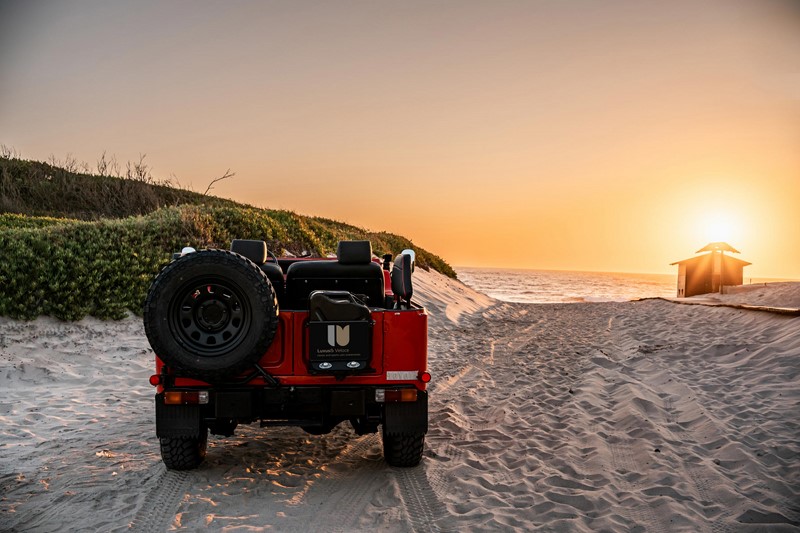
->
[383,432,425,467]
[159,433,208,470]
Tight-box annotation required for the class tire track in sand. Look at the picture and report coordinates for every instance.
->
[129,468,190,533]
[284,435,384,533]
[396,466,449,533]
[420,303,536,529]
[602,321,733,533]
[607,437,672,533]
[281,432,448,533]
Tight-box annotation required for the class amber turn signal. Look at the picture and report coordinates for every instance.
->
[163,391,209,405]
[382,389,418,402]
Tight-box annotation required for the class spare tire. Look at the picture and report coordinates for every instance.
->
[144,249,279,380]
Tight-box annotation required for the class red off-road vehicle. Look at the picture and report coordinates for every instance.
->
[143,240,429,470]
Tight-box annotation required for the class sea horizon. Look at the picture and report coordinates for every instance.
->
[455,266,798,304]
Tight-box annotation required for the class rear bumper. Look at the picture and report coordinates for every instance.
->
[155,386,427,437]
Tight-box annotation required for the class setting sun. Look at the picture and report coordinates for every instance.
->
[699,211,742,245]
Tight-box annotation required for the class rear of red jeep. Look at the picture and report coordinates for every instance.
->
[143,240,429,470]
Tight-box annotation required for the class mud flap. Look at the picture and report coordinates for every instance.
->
[155,395,202,438]
[383,391,428,436]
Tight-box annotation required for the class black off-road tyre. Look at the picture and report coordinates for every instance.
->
[382,431,425,467]
[160,430,208,470]
[143,250,279,380]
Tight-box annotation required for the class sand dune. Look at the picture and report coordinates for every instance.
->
[1,275,798,531]
[687,282,800,309]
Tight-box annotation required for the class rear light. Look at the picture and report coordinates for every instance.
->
[375,388,418,403]
[163,391,209,405]
[149,374,162,386]
[419,371,432,383]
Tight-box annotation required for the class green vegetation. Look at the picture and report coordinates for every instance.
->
[0,213,76,230]
[0,156,455,320]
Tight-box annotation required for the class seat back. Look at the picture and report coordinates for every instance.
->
[230,239,285,306]
[391,253,414,308]
[276,257,314,274]
[285,241,385,309]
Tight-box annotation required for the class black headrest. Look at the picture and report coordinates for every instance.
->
[337,241,372,265]
[231,239,266,265]
[391,253,413,301]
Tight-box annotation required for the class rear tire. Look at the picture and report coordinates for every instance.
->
[382,430,425,467]
[160,429,208,470]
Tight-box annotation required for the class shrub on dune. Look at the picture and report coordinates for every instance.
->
[0,206,455,320]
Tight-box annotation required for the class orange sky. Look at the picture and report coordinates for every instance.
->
[1,1,798,278]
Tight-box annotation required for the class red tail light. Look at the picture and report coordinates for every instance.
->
[419,371,431,383]
[149,375,162,386]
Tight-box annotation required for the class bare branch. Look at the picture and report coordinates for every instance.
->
[96,150,111,176]
[63,153,78,172]
[203,169,235,195]
[125,153,153,183]
[0,144,20,159]
[169,172,190,191]
[109,154,120,177]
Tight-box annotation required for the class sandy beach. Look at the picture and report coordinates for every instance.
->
[1,272,798,532]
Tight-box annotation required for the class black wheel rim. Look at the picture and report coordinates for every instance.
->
[168,278,250,356]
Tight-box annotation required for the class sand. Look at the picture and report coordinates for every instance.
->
[686,282,800,309]
[1,274,798,532]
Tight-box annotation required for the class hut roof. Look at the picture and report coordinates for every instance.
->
[670,254,751,266]
[696,242,740,253]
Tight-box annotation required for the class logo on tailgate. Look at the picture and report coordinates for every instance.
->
[327,325,350,347]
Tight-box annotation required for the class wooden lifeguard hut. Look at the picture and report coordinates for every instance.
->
[671,242,751,297]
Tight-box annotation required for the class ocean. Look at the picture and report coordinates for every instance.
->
[456,267,678,303]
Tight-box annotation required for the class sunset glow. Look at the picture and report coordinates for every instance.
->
[1,1,798,278]
[699,212,742,247]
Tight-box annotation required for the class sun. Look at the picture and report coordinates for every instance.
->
[700,211,741,243]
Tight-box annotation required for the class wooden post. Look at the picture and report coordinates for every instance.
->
[712,250,722,293]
